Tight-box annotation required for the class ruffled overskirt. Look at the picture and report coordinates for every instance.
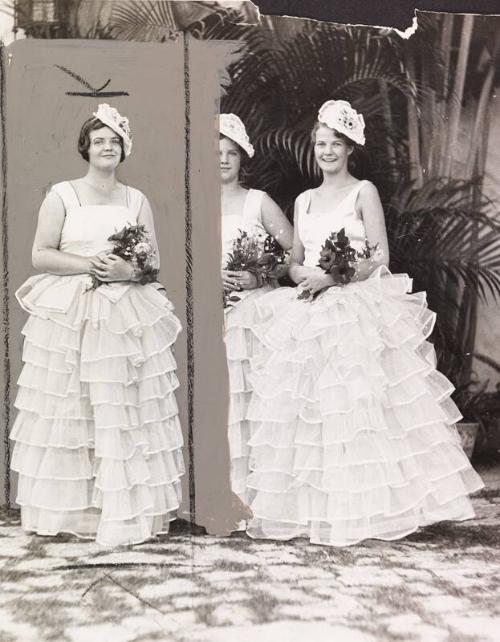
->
[10,274,185,546]
[244,268,484,546]
[224,287,272,503]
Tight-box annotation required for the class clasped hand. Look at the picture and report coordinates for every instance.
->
[298,271,335,295]
[89,254,134,282]
[221,270,258,292]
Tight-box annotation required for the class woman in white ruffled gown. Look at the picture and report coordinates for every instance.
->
[10,105,185,546]
[220,114,293,505]
[244,100,484,546]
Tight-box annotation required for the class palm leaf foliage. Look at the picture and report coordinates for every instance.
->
[386,180,500,379]
[109,1,249,41]
[109,0,179,41]
[222,21,425,210]
[219,14,500,388]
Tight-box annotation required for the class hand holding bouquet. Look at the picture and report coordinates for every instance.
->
[223,230,289,307]
[89,224,159,290]
[298,228,379,301]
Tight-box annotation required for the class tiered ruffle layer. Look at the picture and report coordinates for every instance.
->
[11,274,184,546]
[224,287,271,503]
[245,268,484,546]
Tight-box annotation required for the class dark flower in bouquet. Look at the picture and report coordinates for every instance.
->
[318,228,357,284]
[298,228,378,301]
[224,230,289,307]
[89,223,159,290]
[261,234,290,279]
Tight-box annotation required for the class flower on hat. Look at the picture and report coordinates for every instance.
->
[317,100,366,146]
[219,113,255,158]
[93,104,133,157]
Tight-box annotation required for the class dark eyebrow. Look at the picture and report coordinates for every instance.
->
[92,136,121,143]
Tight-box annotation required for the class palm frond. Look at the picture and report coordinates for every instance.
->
[186,7,249,40]
[271,25,419,123]
[109,1,249,42]
[473,353,500,374]
[384,177,500,383]
[110,0,178,41]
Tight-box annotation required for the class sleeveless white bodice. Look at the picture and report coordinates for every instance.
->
[54,181,144,257]
[15,180,150,314]
[221,189,266,265]
[297,181,368,268]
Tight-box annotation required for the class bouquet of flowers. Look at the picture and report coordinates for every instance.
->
[298,228,378,301]
[224,230,289,307]
[89,223,159,290]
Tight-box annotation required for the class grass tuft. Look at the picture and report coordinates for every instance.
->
[406,523,500,548]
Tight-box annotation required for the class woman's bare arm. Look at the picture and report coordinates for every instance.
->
[260,193,293,250]
[31,191,94,275]
[137,194,160,270]
[353,181,390,281]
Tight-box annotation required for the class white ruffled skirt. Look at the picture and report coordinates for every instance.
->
[244,268,484,546]
[224,286,272,503]
[10,273,185,547]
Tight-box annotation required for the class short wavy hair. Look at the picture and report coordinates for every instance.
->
[78,117,125,163]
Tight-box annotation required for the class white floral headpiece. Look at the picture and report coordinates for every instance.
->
[219,113,255,158]
[92,103,133,157]
[317,100,365,146]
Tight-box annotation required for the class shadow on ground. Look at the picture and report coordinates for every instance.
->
[1,459,500,642]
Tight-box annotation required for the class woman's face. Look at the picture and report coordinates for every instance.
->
[219,136,242,184]
[314,126,352,174]
[87,126,122,170]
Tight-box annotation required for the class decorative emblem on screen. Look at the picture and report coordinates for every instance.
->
[54,65,129,97]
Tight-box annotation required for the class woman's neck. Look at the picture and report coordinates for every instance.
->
[221,179,246,198]
[84,167,118,192]
[319,170,355,190]
[221,181,248,217]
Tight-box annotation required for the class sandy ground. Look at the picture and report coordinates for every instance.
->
[1,462,500,642]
